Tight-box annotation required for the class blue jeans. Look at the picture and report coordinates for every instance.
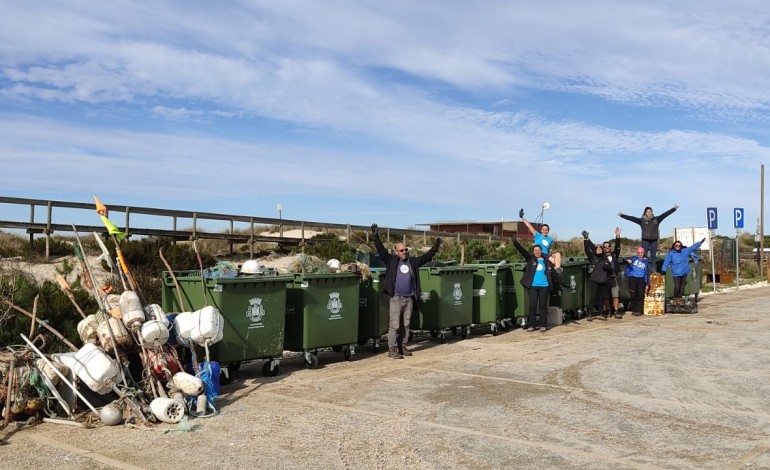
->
[642,240,659,273]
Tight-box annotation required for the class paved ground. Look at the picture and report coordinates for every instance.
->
[4,286,770,469]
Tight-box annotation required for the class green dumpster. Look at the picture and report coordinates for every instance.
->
[412,266,475,342]
[470,263,509,334]
[549,257,588,319]
[285,272,360,368]
[161,271,291,377]
[510,262,530,326]
[358,268,389,352]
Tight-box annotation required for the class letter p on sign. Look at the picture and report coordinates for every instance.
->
[734,208,744,229]
[707,207,718,230]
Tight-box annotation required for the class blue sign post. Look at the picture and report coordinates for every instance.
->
[734,208,744,229]
[706,207,718,293]
[707,207,718,230]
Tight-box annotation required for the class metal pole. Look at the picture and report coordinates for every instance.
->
[710,230,717,293]
[735,228,741,289]
[762,164,765,279]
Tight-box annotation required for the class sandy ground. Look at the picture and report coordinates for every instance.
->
[4,282,770,468]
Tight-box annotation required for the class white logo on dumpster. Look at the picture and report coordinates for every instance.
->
[327,291,343,319]
[570,275,576,291]
[246,297,266,328]
[452,283,463,305]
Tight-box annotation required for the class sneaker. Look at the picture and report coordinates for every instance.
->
[401,348,413,356]
[540,327,547,332]
[599,315,608,321]
[615,314,622,319]
[388,350,404,359]
[526,327,535,332]
[632,312,642,316]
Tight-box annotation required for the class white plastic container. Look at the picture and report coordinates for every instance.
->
[97,317,133,353]
[173,311,195,346]
[172,371,205,396]
[189,306,224,346]
[77,314,100,344]
[72,343,120,394]
[150,397,185,424]
[144,304,169,327]
[120,291,145,329]
[140,320,170,346]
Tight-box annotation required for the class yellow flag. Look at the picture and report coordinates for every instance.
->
[100,216,128,241]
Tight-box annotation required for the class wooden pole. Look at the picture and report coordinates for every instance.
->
[2,299,78,351]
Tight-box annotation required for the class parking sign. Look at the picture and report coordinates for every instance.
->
[707,207,718,230]
[734,208,744,228]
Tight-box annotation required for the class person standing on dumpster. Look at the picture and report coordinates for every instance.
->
[512,233,559,333]
[520,209,562,270]
[372,224,441,359]
[618,205,679,273]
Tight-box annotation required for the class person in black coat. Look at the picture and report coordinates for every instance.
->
[372,223,441,359]
[618,205,678,272]
[582,230,614,321]
[513,234,558,332]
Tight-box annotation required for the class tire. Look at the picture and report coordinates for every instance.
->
[439,332,447,344]
[262,361,280,377]
[461,326,470,339]
[499,320,511,332]
[219,369,234,386]
[331,345,343,352]
[228,362,242,373]
[430,330,439,338]
[304,354,319,369]
[344,347,353,361]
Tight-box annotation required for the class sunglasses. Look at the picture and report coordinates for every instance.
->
[398,248,408,253]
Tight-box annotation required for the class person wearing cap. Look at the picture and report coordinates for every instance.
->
[624,247,650,316]
[661,238,705,307]
[519,209,561,270]
[512,233,558,332]
[371,223,441,359]
[618,205,679,273]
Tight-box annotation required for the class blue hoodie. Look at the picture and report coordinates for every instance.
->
[661,240,703,277]
[624,256,649,284]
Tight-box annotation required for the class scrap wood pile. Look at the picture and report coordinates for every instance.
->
[1,196,226,434]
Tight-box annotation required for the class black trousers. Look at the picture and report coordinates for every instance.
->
[588,280,609,315]
[526,286,549,328]
[672,276,686,298]
[627,276,646,312]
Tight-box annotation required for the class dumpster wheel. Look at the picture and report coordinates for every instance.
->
[430,330,439,338]
[499,319,511,332]
[343,345,355,361]
[262,360,280,377]
[304,352,319,369]
[461,326,471,339]
[331,345,343,352]
[439,331,447,343]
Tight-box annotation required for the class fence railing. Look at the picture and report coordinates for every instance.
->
[0,196,508,259]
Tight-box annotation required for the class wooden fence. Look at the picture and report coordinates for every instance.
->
[0,196,507,259]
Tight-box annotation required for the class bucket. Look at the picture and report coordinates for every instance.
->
[120,291,145,329]
[150,397,185,424]
[72,343,120,394]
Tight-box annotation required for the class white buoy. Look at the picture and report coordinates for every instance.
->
[150,397,185,424]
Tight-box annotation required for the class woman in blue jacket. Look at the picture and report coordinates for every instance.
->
[623,247,649,316]
[661,238,704,306]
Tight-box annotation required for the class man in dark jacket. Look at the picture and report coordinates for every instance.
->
[372,224,441,359]
[618,205,678,273]
[602,227,622,318]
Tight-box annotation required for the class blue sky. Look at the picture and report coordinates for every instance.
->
[1,1,769,242]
